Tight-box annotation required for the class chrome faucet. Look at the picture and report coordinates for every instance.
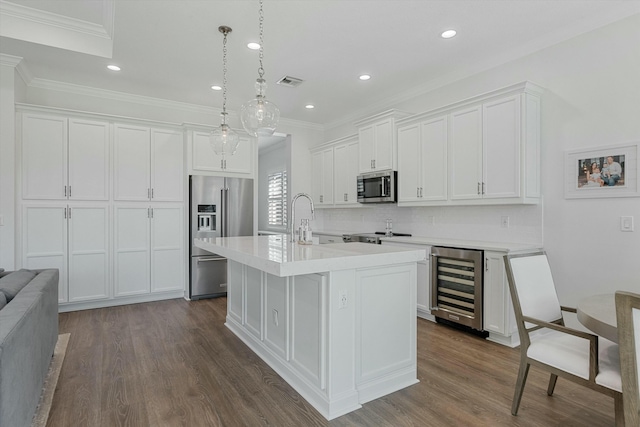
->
[290,193,315,242]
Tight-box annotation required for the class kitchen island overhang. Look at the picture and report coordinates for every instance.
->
[195,236,426,420]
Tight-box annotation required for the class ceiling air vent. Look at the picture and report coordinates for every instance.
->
[276,75,304,88]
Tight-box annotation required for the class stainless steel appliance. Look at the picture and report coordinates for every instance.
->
[189,175,253,299]
[342,231,411,244]
[357,170,397,203]
[431,246,484,331]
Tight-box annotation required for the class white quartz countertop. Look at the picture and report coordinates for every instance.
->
[378,236,540,252]
[194,236,426,277]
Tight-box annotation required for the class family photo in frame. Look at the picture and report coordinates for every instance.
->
[565,142,639,199]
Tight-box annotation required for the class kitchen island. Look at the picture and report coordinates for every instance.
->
[194,235,426,420]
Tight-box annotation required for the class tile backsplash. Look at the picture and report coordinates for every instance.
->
[315,204,543,245]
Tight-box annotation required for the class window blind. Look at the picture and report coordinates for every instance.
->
[268,171,287,227]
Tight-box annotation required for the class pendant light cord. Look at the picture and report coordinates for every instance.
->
[222,28,229,124]
[258,0,265,80]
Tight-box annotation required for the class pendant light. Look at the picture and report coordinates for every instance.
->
[240,0,280,137]
[211,26,240,155]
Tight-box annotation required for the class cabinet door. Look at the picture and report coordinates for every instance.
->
[193,130,253,174]
[114,124,151,201]
[22,114,67,200]
[417,260,430,315]
[321,148,334,205]
[114,206,150,296]
[483,95,521,199]
[151,129,184,202]
[449,106,482,200]
[23,205,68,302]
[483,251,512,335]
[68,206,109,302]
[397,123,421,202]
[334,140,358,205]
[68,119,110,201]
[420,116,448,201]
[150,206,184,292]
[373,119,393,170]
[222,135,253,174]
[358,125,375,173]
[311,148,333,205]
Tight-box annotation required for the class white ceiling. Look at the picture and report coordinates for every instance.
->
[1,0,639,127]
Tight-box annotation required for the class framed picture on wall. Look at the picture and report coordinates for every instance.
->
[564,142,639,199]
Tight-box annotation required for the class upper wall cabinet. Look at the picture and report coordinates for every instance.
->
[310,134,360,208]
[114,124,184,202]
[21,113,110,201]
[189,129,254,177]
[333,136,360,206]
[397,82,542,206]
[355,110,412,174]
[397,116,448,203]
[310,147,334,206]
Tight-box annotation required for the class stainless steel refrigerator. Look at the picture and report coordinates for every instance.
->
[189,175,254,299]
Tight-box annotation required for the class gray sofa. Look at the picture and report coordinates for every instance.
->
[0,269,59,427]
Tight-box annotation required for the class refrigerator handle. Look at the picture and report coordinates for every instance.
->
[224,188,230,237]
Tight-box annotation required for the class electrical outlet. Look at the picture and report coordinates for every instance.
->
[500,216,510,228]
[621,216,634,232]
[339,290,348,309]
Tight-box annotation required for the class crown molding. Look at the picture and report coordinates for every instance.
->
[0,0,114,57]
[0,53,21,67]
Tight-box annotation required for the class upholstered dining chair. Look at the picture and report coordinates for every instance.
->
[504,252,623,424]
[616,291,640,427]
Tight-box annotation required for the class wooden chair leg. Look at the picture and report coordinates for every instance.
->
[614,392,625,427]
[547,373,558,396]
[512,361,530,415]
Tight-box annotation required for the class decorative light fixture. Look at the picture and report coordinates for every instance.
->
[240,0,280,137]
[210,26,240,156]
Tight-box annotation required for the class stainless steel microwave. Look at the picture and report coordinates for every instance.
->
[357,170,397,203]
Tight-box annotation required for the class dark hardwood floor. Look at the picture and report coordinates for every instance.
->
[48,298,616,426]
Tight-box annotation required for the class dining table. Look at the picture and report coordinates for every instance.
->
[576,293,618,343]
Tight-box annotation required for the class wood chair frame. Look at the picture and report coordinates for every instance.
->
[616,291,640,427]
[504,251,623,425]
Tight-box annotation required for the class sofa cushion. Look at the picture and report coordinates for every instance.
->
[0,292,5,310]
[0,269,37,302]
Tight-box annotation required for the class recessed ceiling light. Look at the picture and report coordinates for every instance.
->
[107,65,121,71]
[441,29,457,39]
[247,42,260,50]
[211,85,222,91]
[359,74,371,81]
[305,104,315,109]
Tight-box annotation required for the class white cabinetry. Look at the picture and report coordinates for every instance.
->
[114,124,183,202]
[310,134,360,209]
[18,106,186,311]
[483,250,519,346]
[21,113,109,200]
[334,136,359,205]
[114,205,184,297]
[397,116,448,204]
[448,85,541,204]
[311,147,334,206]
[189,129,254,176]
[381,241,432,320]
[22,204,109,303]
[355,110,411,173]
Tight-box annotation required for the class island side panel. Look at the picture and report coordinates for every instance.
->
[355,263,419,403]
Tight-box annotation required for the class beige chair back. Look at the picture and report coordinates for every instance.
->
[506,252,562,325]
[616,291,640,427]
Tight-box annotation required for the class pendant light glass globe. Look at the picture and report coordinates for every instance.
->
[210,26,239,155]
[241,0,279,137]
[211,115,240,155]
[240,78,280,137]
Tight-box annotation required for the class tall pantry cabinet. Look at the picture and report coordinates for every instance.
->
[18,107,185,310]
